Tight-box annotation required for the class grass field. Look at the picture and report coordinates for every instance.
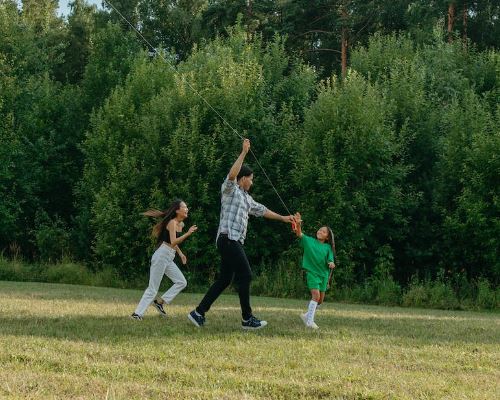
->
[0,281,498,399]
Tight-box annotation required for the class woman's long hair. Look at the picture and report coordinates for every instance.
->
[142,199,184,241]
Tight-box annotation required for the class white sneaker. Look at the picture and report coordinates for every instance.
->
[306,321,319,330]
[301,313,319,329]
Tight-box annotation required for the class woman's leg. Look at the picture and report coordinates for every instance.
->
[161,260,187,304]
[134,249,168,316]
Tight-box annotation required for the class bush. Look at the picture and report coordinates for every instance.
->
[401,271,460,310]
[0,256,32,281]
[374,277,402,305]
[44,262,93,285]
[402,278,429,308]
[427,281,460,310]
[92,266,126,288]
[34,215,71,262]
[476,278,497,309]
[252,259,309,299]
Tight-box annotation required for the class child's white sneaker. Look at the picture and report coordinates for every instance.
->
[306,321,319,330]
[301,313,319,329]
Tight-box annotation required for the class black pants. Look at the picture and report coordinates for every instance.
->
[197,234,252,320]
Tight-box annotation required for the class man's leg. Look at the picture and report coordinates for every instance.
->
[232,242,253,320]
[196,235,235,315]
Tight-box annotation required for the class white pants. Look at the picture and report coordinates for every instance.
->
[134,243,187,316]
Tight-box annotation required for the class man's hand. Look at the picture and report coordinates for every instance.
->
[282,215,294,223]
[242,138,251,154]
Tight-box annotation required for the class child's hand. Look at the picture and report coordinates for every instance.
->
[328,262,336,270]
[293,212,302,225]
[291,212,302,235]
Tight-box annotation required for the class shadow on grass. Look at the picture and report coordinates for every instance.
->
[0,307,498,346]
[1,281,498,345]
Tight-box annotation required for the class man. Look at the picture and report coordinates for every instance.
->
[188,139,294,329]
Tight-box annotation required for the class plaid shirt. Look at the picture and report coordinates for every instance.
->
[216,176,268,244]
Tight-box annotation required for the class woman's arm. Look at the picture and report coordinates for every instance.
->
[175,245,187,265]
[167,220,197,247]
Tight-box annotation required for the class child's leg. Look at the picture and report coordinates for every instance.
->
[318,291,326,306]
[306,289,320,325]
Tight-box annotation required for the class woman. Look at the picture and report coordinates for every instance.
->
[131,200,197,320]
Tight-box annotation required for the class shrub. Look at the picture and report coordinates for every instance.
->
[428,281,460,310]
[0,256,31,281]
[34,216,71,262]
[92,266,126,288]
[252,259,309,299]
[44,262,93,285]
[402,278,429,308]
[476,278,497,309]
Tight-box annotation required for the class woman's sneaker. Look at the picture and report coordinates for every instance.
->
[242,315,267,330]
[188,310,205,327]
[130,313,143,321]
[153,299,167,317]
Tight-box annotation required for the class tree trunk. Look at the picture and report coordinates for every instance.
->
[462,1,468,50]
[246,0,254,38]
[341,7,348,79]
[246,0,253,18]
[447,2,455,43]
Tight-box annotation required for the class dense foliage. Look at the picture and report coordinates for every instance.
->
[1,1,498,302]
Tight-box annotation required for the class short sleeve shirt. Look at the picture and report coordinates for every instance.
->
[300,234,334,277]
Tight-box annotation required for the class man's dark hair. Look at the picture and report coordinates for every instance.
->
[237,164,253,181]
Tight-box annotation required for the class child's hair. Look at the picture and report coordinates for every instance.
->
[324,226,336,259]
[142,199,184,241]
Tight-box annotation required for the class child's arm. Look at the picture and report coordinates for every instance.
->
[328,247,335,269]
[292,212,303,238]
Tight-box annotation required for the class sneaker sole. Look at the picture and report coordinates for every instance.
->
[155,309,167,317]
[242,321,268,330]
[188,313,202,327]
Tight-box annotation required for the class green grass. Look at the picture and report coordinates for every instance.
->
[0,281,498,399]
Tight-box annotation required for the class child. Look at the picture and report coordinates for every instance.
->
[292,212,336,329]
[131,200,197,320]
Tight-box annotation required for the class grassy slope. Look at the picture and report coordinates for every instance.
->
[0,281,498,399]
